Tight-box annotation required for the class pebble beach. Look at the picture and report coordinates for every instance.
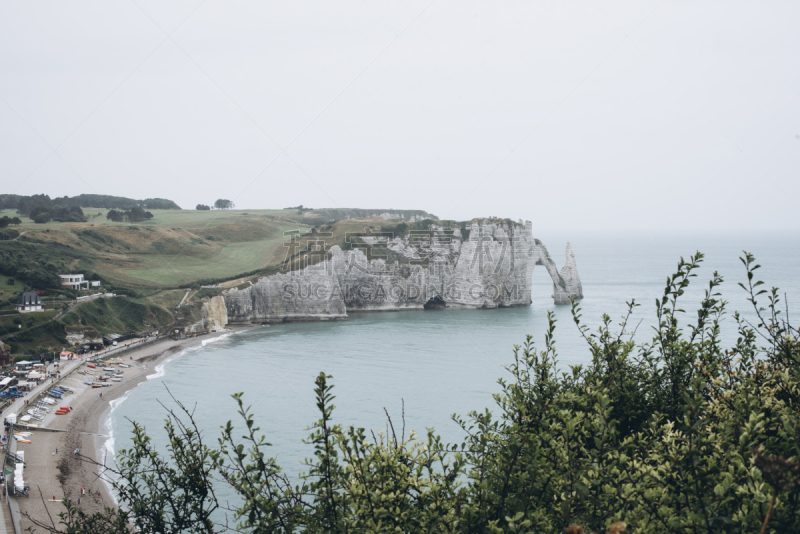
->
[7,331,234,531]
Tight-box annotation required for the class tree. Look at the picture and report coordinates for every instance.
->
[126,207,147,222]
[33,212,51,224]
[106,210,123,222]
[195,204,211,211]
[11,217,21,226]
[213,199,234,210]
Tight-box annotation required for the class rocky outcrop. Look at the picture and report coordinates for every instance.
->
[65,326,103,346]
[185,296,230,333]
[210,219,583,324]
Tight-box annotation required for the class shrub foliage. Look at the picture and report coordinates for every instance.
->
[0,242,77,288]
[28,252,800,534]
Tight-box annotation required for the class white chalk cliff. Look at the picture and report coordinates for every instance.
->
[219,219,583,324]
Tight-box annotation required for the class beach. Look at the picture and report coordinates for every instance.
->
[13,330,237,532]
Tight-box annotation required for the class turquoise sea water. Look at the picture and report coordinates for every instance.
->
[106,232,800,501]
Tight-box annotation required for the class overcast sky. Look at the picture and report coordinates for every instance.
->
[2,1,799,232]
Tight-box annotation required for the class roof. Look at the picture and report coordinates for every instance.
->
[17,291,43,306]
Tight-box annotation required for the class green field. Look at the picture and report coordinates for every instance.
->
[123,227,308,285]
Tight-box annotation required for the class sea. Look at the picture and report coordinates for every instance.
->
[104,231,800,506]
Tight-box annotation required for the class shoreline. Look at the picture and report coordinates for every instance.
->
[15,328,246,531]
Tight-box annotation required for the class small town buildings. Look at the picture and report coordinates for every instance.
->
[14,360,34,371]
[16,291,44,312]
[0,342,11,367]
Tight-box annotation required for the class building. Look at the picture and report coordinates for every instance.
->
[16,291,44,312]
[59,274,88,290]
[58,274,101,290]
[0,342,11,367]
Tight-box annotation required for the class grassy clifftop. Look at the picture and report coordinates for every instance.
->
[0,208,313,288]
[0,207,442,289]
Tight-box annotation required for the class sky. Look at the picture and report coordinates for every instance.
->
[2,0,799,233]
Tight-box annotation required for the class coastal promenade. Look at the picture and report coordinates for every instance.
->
[0,336,166,533]
[1,334,168,425]
[0,330,229,532]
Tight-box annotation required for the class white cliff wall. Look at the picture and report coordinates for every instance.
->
[224,262,348,324]
[447,221,533,308]
[184,295,230,334]
[211,219,582,324]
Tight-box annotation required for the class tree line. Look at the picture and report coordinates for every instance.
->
[196,199,235,210]
[0,194,180,214]
[0,215,22,228]
[106,207,154,223]
[26,252,800,534]
[29,205,86,224]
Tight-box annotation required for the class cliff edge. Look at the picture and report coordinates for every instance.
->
[211,219,582,324]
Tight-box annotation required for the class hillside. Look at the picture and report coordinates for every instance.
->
[0,207,437,289]
[0,206,440,356]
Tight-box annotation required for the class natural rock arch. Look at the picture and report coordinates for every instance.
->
[531,241,583,305]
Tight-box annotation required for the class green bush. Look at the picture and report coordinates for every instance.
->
[36,252,800,534]
[33,212,51,223]
[0,242,77,288]
[9,320,67,344]
[0,229,20,241]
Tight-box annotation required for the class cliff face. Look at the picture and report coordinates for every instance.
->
[65,326,103,346]
[213,220,582,324]
[225,266,348,324]
[184,295,230,334]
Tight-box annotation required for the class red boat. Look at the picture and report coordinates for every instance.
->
[86,364,96,369]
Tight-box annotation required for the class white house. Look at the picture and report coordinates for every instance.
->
[58,274,99,290]
[16,292,44,312]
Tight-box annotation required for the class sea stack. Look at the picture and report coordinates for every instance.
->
[553,242,583,305]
